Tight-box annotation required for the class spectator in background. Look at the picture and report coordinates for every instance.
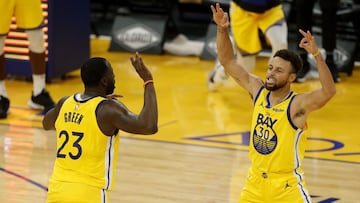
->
[207,0,288,91]
[295,0,341,83]
[0,0,55,118]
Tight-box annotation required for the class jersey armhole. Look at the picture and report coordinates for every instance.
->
[96,99,119,136]
[253,86,265,105]
[287,95,298,130]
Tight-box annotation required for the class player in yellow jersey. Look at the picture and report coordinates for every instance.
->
[211,3,336,203]
[0,0,55,118]
[42,53,158,203]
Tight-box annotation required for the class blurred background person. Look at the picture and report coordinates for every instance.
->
[0,0,55,118]
[207,0,288,91]
[295,0,341,83]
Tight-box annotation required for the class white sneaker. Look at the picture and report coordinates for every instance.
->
[207,60,229,91]
[163,34,204,56]
[296,70,319,83]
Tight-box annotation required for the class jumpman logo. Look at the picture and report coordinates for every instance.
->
[285,181,291,189]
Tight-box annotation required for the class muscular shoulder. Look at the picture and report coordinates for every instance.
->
[97,99,127,116]
[52,96,70,114]
[292,92,312,108]
[96,99,128,135]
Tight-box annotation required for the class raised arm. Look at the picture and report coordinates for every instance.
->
[297,30,336,111]
[291,30,336,128]
[211,3,263,97]
[129,53,158,134]
[99,53,158,135]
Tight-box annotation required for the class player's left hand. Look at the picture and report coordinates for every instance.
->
[130,52,153,82]
[210,3,230,29]
[298,29,319,55]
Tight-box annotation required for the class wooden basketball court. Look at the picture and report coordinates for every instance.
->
[0,38,359,203]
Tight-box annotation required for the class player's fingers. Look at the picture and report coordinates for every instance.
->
[210,5,215,13]
[216,3,220,10]
[299,38,307,48]
[299,29,307,38]
[298,42,304,49]
[216,3,224,13]
[300,37,308,44]
[224,12,229,21]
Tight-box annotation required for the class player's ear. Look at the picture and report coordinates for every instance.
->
[100,76,107,87]
[289,72,297,83]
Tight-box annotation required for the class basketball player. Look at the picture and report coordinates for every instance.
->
[0,0,55,118]
[208,0,288,91]
[211,3,336,202]
[42,53,158,203]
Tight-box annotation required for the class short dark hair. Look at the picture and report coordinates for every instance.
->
[80,57,110,87]
[273,49,303,74]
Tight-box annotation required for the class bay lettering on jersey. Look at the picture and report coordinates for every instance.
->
[256,113,277,128]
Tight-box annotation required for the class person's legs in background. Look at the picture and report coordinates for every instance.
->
[207,58,230,91]
[26,28,55,112]
[208,2,261,91]
[265,19,288,56]
[0,29,54,119]
[0,35,10,118]
[0,0,54,119]
[295,0,316,82]
[319,0,341,82]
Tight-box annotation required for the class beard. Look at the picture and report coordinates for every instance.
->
[264,80,286,91]
[105,80,115,95]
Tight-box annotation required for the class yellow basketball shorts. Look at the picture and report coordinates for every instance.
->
[230,3,285,55]
[0,0,44,35]
[238,168,312,203]
[46,181,110,203]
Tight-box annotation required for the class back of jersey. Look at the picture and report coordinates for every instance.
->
[51,94,120,190]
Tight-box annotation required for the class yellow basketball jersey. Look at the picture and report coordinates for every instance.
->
[51,94,120,190]
[250,86,307,174]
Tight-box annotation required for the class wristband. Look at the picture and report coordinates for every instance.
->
[312,49,320,57]
[143,80,153,87]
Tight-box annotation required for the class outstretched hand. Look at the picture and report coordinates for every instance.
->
[210,3,229,29]
[130,52,153,82]
[298,29,319,55]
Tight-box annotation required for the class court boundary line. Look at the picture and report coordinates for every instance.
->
[0,167,48,191]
